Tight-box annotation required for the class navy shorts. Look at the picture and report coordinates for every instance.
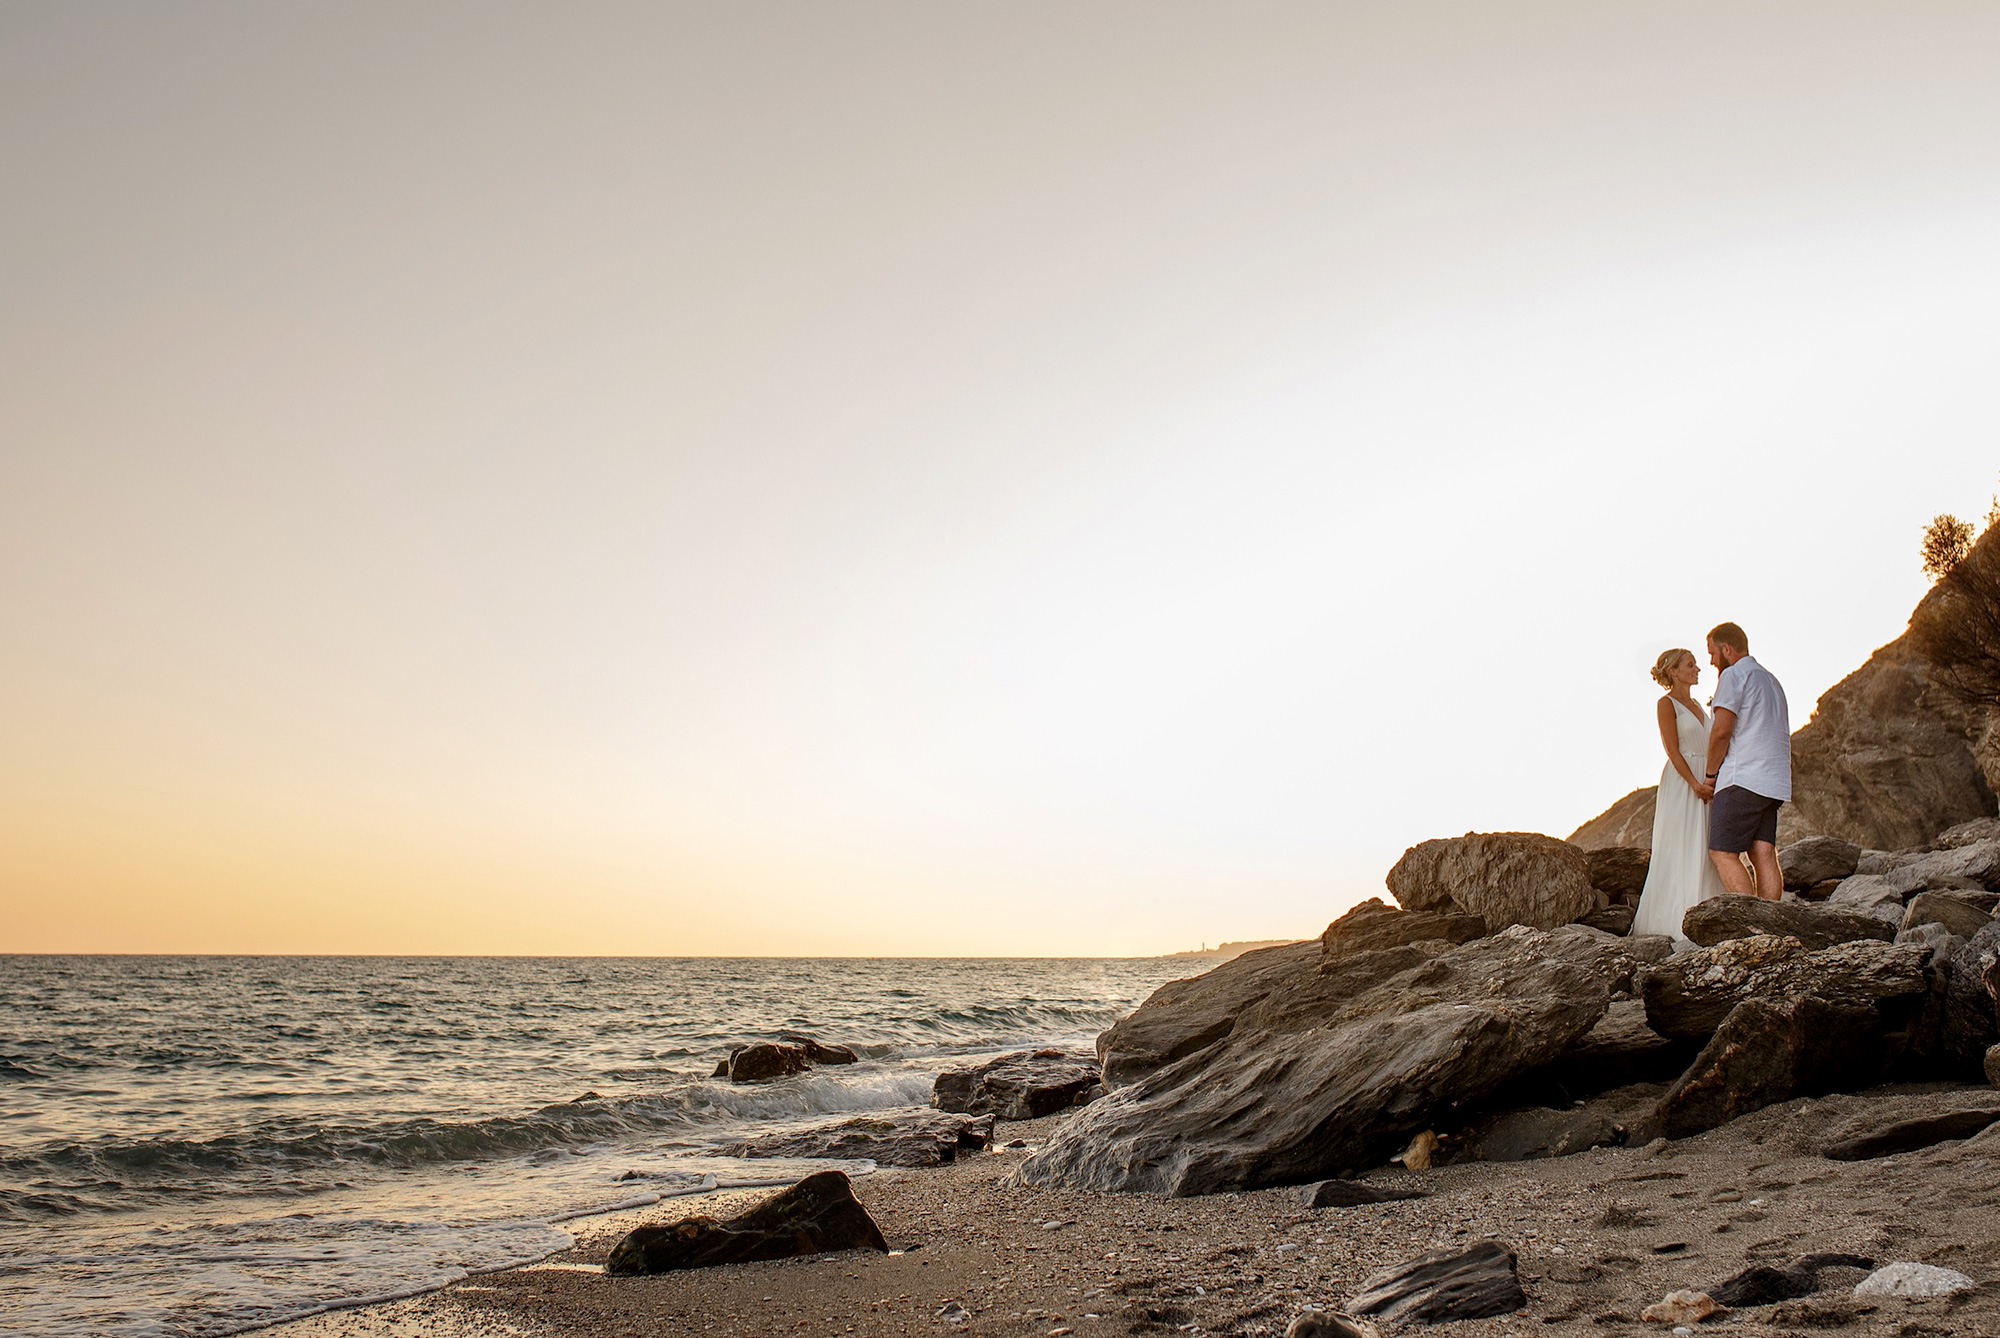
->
[1709,785,1782,852]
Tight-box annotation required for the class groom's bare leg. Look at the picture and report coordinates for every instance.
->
[1710,848,1758,896]
[1747,840,1783,901]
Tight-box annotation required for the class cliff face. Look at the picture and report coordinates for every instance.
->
[1573,601,1999,852]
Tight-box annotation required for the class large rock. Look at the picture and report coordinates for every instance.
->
[1681,896,1896,952]
[1935,817,2000,849]
[932,1050,1100,1120]
[1651,996,1888,1139]
[1385,832,1598,931]
[1585,847,1651,906]
[1012,928,1616,1196]
[1640,936,1930,1040]
[1927,921,2000,1078]
[1901,891,1995,940]
[1096,940,1321,1088]
[1781,837,1862,890]
[1346,1240,1525,1325]
[1827,867,1928,919]
[720,1042,811,1082]
[604,1170,887,1274]
[778,1033,859,1065]
[1568,788,1658,851]
[1321,898,1487,957]
[722,1108,994,1167]
[1896,837,2000,888]
[1822,1107,2000,1160]
[1788,629,1997,851]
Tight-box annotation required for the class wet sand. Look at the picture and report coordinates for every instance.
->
[269,1084,2000,1338]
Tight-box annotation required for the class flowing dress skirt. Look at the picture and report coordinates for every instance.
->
[1632,759,1729,941]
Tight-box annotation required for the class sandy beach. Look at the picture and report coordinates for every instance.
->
[269,1082,2000,1338]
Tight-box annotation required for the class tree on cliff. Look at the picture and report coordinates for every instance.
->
[1913,521,2000,709]
[1922,513,1976,581]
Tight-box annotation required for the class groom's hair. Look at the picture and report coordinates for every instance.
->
[1708,622,1749,654]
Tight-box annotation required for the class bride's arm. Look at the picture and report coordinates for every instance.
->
[1656,698,1702,791]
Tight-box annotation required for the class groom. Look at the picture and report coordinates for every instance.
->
[1699,621,1790,901]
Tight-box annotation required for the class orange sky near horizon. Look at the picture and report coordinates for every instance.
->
[7,2,2000,956]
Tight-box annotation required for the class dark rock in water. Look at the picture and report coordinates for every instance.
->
[1299,1178,1430,1208]
[1459,1106,1623,1162]
[1708,1253,1876,1307]
[1386,832,1598,931]
[1652,997,1887,1139]
[1013,927,1616,1196]
[1346,1240,1525,1324]
[724,1108,995,1167]
[604,1170,887,1274]
[932,1049,1100,1119]
[724,1042,812,1082]
[1640,936,1929,1040]
[1901,890,1995,940]
[1097,940,1322,1088]
[1781,837,1862,890]
[1585,846,1651,906]
[1822,1107,2000,1160]
[1577,904,1635,936]
[1321,898,1487,958]
[779,1033,859,1065]
[1681,897,1894,952]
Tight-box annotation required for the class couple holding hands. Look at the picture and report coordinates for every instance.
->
[1632,622,1792,943]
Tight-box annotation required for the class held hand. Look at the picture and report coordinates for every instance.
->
[1694,780,1715,802]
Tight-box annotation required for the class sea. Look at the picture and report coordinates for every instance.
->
[0,954,1197,1338]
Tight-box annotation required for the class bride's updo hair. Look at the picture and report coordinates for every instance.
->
[1650,648,1692,689]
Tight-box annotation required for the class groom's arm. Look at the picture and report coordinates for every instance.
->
[1706,708,1738,787]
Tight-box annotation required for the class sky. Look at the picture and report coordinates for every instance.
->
[5,2,2000,957]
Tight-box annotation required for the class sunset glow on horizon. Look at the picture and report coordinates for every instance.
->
[8,2,2000,956]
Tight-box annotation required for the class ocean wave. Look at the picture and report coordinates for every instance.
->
[0,1066,937,1200]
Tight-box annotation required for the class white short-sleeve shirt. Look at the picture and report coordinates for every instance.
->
[1711,655,1792,801]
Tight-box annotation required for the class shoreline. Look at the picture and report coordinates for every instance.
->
[267,1085,2000,1338]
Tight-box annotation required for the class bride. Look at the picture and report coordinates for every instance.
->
[1632,647,1729,942]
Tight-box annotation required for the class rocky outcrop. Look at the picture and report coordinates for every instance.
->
[604,1170,887,1274]
[1346,1241,1525,1325]
[1385,832,1599,931]
[1639,936,1930,1040]
[1680,896,1896,952]
[1569,788,1657,850]
[931,1050,1100,1120]
[1321,898,1486,956]
[1651,996,1888,1139]
[1901,890,1995,940]
[1584,847,1651,905]
[1788,630,1997,851]
[1523,998,1694,1099]
[1781,837,1862,889]
[722,1109,994,1166]
[1096,940,1321,1088]
[1014,928,1617,1196]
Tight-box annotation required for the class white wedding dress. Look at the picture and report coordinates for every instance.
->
[1632,697,1729,942]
